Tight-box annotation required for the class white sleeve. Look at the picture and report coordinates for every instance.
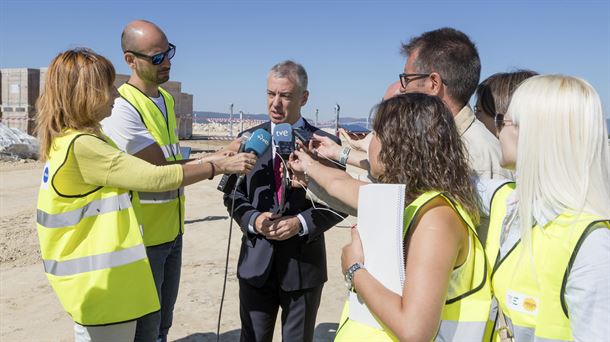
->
[101,97,156,155]
[565,226,610,341]
[473,176,510,217]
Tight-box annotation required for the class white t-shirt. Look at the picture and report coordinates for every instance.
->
[101,94,168,155]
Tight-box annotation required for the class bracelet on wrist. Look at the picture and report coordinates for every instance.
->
[302,161,312,185]
[207,162,216,180]
[344,262,364,290]
[338,146,351,166]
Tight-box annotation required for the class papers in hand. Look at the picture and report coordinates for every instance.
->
[349,183,406,329]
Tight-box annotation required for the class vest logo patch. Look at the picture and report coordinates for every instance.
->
[41,162,50,190]
[506,290,539,315]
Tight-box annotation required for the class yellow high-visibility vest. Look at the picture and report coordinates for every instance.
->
[118,83,185,246]
[488,185,609,341]
[36,131,159,325]
[485,182,515,268]
[335,191,492,341]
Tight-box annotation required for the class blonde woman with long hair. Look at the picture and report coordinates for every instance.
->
[35,48,256,341]
[477,75,610,341]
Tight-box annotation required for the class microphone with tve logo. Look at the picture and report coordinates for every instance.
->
[273,123,295,158]
[272,123,295,213]
[235,128,271,187]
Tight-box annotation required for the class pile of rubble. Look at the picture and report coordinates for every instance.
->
[0,123,39,161]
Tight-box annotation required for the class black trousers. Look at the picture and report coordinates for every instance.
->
[238,269,324,342]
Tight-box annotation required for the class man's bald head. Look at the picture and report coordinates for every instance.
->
[121,20,167,53]
[383,81,401,100]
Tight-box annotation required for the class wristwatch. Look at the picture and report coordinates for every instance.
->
[344,262,365,290]
[338,146,351,166]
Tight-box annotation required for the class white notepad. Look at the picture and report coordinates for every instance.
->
[349,183,406,329]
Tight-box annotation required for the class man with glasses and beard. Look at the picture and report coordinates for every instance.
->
[398,28,512,245]
[102,20,185,342]
[399,27,511,181]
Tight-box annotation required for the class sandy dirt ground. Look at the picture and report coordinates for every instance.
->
[0,139,356,341]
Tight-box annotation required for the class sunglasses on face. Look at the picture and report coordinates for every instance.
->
[125,43,176,65]
[494,113,514,131]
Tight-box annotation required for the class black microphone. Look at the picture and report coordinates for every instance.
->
[216,132,252,193]
[292,127,314,146]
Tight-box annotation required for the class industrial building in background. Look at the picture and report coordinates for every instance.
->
[0,68,40,135]
[1,68,194,138]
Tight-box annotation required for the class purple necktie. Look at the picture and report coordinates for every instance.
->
[274,155,283,204]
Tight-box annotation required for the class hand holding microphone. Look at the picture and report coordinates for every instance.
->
[196,150,236,164]
[225,134,251,153]
[214,152,257,175]
[217,129,272,192]
[287,146,316,188]
[234,128,271,187]
[338,128,372,153]
[309,133,342,161]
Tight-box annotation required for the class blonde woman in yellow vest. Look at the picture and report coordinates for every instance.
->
[35,48,257,342]
[289,94,492,341]
[477,75,610,341]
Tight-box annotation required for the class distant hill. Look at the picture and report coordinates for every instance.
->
[195,114,610,135]
[193,111,370,127]
[193,111,268,121]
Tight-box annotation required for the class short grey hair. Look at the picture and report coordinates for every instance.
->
[268,60,308,91]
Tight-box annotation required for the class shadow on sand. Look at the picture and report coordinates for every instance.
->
[174,322,339,342]
[185,216,229,225]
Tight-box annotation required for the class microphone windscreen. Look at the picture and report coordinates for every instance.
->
[238,132,253,153]
[273,123,293,144]
[273,123,294,156]
[244,129,271,157]
[241,131,253,141]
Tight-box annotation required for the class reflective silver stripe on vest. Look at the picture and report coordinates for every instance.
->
[171,143,180,156]
[37,193,132,228]
[499,316,565,342]
[43,243,147,276]
[159,144,171,159]
[159,143,180,159]
[139,189,181,204]
[512,324,564,342]
[436,320,487,341]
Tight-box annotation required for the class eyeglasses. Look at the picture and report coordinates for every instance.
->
[494,113,514,131]
[399,73,430,89]
[125,43,176,65]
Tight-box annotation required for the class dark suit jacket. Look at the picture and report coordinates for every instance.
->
[223,119,346,292]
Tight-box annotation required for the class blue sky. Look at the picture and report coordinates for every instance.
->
[1,0,609,120]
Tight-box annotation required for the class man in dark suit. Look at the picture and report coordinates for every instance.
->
[223,60,346,341]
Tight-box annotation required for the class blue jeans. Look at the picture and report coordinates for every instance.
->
[135,234,183,342]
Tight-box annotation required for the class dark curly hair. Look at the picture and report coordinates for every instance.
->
[372,93,479,223]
